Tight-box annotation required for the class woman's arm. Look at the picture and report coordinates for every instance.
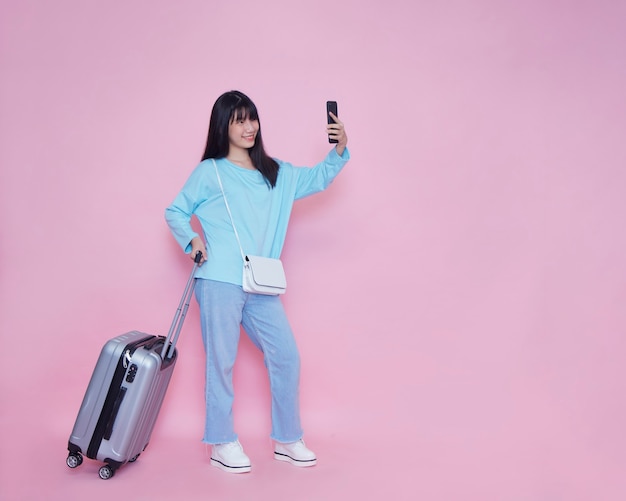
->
[165,164,208,263]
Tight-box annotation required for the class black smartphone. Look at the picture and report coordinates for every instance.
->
[326,101,338,143]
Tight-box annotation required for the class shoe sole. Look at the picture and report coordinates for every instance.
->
[274,451,317,467]
[210,458,251,474]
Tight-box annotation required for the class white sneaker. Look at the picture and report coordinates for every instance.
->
[210,440,251,473]
[274,439,317,467]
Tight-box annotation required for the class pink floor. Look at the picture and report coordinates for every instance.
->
[3,397,626,500]
[2,330,625,500]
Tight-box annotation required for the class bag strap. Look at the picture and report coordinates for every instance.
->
[212,159,246,261]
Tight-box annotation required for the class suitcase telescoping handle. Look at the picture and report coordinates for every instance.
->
[160,251,202,360]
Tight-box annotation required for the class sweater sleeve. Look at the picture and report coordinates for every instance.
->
[292,147,350,200]
[164,163,207,254]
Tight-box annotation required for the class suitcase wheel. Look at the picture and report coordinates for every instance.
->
[128,453,140,463]
[98,464,115,480]
[66,453,83,469]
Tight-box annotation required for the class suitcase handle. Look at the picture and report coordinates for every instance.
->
[160,251,202,360]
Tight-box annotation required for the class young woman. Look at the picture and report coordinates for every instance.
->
[165,90,349,473]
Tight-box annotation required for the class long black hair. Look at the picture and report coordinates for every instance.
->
[201,90,280,188]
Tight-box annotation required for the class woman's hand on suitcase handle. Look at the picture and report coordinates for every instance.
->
[190,237,207,265]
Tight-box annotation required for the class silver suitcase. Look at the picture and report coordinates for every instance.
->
[66,253,200,479]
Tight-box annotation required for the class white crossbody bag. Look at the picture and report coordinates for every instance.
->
[213,159,287,295]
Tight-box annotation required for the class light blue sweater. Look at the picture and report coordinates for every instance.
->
[165,147,350,285]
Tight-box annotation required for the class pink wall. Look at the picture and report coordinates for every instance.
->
[1,1,625,499]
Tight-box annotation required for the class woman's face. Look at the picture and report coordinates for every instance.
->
[228,113,259,152]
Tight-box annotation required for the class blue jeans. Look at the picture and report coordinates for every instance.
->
[194,278,303,444]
